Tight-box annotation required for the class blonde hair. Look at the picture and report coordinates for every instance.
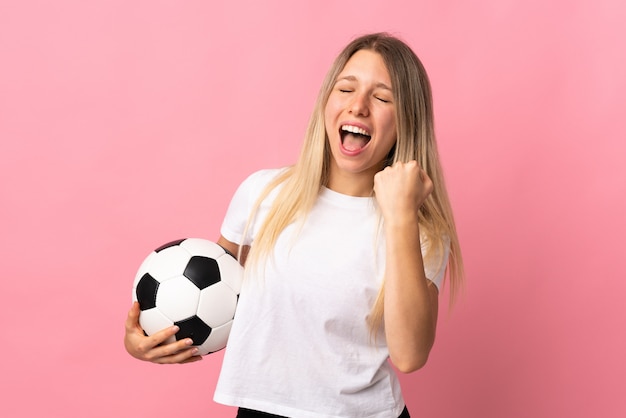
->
[242,33,464,333]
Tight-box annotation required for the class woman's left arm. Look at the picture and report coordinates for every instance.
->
[373,161,438,373]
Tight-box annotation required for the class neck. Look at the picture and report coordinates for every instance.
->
[326,170,375,197]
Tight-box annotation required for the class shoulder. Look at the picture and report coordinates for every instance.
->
[229,167,290,207]
[239,167,287,188]
[221,168,288,243]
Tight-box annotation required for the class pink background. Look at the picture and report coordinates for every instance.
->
[1,0,625,417]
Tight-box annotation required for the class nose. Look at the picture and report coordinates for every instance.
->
[349,93,369,117]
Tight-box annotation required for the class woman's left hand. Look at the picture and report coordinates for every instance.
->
[373,161,433,225]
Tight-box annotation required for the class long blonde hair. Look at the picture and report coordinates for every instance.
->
[242,33,464,332]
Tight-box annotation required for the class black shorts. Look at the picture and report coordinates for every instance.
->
[236,406,410,418]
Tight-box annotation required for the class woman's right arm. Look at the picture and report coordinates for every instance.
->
[217,235,245,265]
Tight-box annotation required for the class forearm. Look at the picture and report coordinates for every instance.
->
[383,220,438,373]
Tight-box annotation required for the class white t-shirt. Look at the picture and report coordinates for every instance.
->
[214,169,448,418]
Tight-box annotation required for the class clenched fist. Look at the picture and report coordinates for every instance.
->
[373,161,433,226]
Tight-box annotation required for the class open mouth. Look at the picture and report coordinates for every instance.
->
[340,125,371,151]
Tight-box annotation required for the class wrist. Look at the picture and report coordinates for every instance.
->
[383,211,420,229]
[383,219,421,241]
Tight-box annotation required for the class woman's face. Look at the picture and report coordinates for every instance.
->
[324,49,397,193]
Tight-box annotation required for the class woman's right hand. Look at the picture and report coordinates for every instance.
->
[124,301,202,364]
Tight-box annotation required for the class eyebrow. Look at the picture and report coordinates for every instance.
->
[336,75,392,91]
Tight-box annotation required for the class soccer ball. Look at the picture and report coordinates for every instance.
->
[132,238,243,355]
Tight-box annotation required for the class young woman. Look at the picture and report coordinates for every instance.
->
[125,33,463,418]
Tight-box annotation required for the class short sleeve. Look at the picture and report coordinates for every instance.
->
[220,169,283,246]
[421,234,450,291]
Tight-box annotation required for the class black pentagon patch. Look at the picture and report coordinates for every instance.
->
[184,256,221,289]
[136,273,159,311]
[154,238,186,252]
[174,316,212,345]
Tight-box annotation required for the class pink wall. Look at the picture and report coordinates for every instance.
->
[1,1,624,417]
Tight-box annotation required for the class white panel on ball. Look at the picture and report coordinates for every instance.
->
[156,276,201,319]
[197,281,237,327]
[148,246,192,281]
[139,308,176,344]
[216,255,244,294]
[180,238,227,259]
